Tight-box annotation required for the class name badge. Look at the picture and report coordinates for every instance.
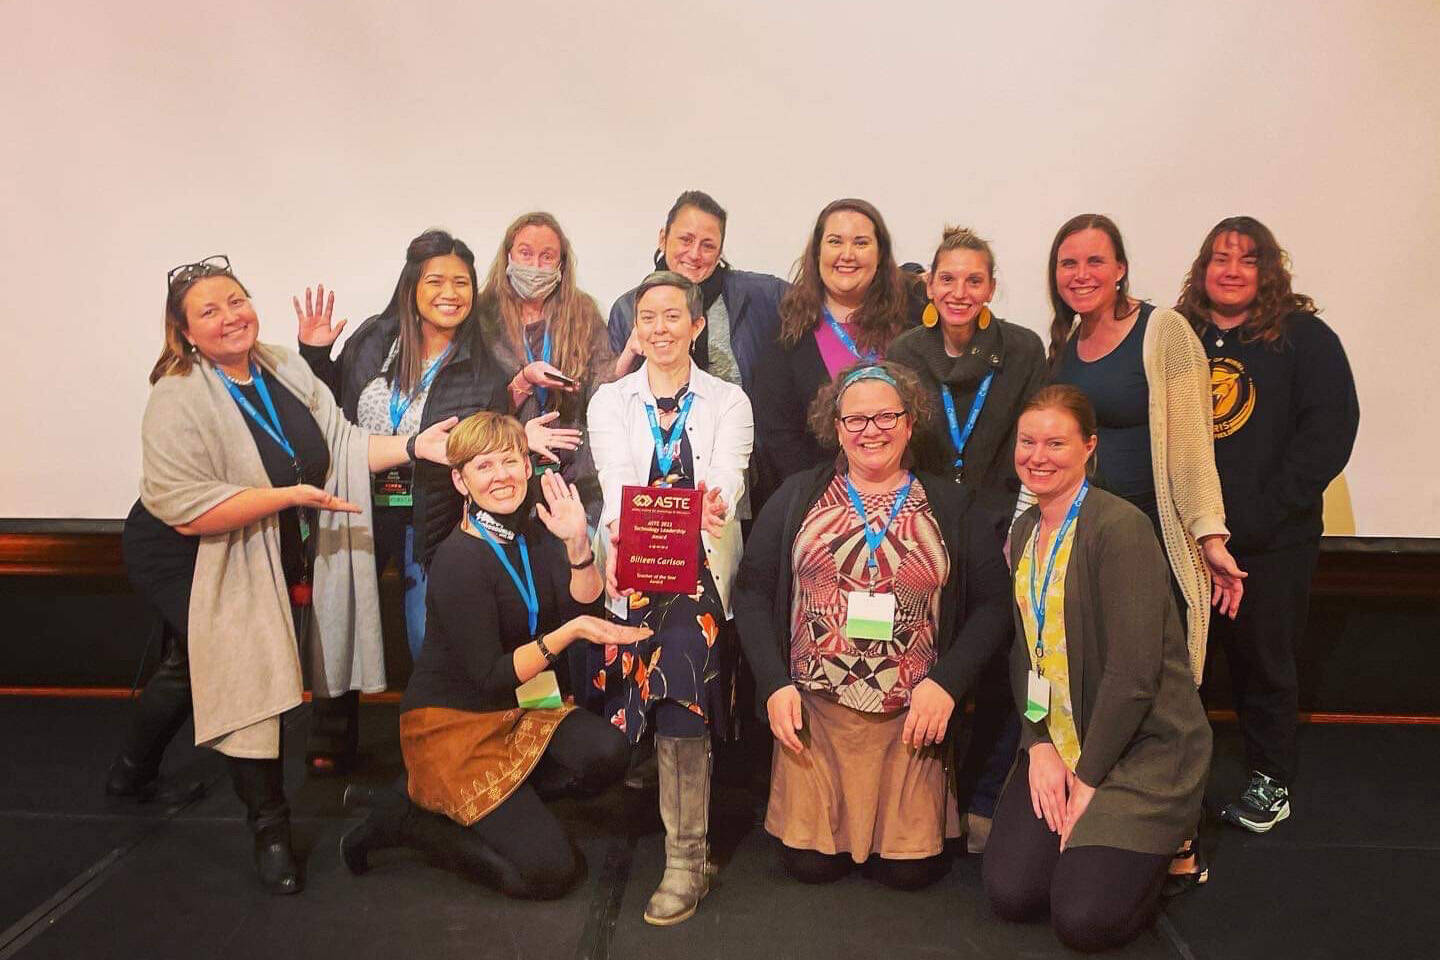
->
[845,590,896,642]
[372,466,413,508]
[516,670,564,710]
[1024,670,1051,723]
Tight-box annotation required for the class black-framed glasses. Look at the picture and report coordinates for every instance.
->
[838,410,908,433]
[167,255,232,292]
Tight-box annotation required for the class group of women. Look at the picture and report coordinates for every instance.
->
[109,192,1357,952]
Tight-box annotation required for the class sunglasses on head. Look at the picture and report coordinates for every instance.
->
[167,255,232,293]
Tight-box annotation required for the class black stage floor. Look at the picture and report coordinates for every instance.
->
[1,698,1436,960]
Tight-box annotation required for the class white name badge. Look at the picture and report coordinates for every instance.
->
[516,670,564,710]
[1024,670,1051,723]
[845,591,896,642]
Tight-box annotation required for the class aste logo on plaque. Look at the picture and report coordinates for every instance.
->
[616,484,702,595]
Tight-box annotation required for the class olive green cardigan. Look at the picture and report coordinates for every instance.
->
[1009,488,1212,855]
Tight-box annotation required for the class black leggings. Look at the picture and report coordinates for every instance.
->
[780,846,949,891]
[401,708,629,898]
[982,754,1169,953]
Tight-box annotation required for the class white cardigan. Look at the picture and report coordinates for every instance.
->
[586,362,754,617]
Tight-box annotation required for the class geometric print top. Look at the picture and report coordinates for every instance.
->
[788,473,949,713]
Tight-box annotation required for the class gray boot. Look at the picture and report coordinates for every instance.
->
[643,735,712,926]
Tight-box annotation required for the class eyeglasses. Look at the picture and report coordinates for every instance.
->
[167,255,232,293]
[837,410,908,433]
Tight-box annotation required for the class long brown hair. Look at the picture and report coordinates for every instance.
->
[1175,216,1317,348]
[778,198,909,354]
[380,229,476,395]
[476,212,601,414]
[150,263,254,384]
[1045,213,1133,367]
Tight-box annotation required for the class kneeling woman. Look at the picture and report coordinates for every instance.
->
[983,386,1212,953]
[734,361,1011,890]
[342,412,649,898]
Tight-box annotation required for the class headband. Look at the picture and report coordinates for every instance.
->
[839,365,897,391]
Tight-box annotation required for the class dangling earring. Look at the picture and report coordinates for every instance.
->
[977,306,992,330]
[921,302,939,328]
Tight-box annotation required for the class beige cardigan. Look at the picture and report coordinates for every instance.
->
[1139,307,1228,682]
[139,344,384,758]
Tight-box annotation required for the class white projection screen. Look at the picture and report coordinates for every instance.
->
[1,0,1436,537]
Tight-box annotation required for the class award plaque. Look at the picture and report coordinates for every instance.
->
[616,485,702,595]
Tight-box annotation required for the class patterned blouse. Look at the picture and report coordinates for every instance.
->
[788,474,949,713]
[1014,519,1082,769]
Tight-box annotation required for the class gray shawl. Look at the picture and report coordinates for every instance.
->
[140,343,383,757]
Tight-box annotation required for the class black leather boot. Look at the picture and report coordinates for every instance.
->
[228,756,301,895]
[306,690,360,777]
[339,781,408,875]
[105,626,205,804]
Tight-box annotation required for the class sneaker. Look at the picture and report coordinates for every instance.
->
[1220,771,1290,833]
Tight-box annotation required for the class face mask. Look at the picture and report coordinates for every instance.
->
[506,261,562,301]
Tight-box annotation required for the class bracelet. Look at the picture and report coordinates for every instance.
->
[405,434,418,462]
[535,633,559,664]
[569,551,596,570]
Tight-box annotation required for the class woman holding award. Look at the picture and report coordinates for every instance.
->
[341,411,648,899]
[733,361,1011,890]
[587,270,754,925]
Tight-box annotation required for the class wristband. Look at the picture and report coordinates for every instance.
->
[405,434,418,462]
[569,551,596,570]
[535,633,559,664]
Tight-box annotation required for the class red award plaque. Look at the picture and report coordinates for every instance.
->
[616,485,702,595]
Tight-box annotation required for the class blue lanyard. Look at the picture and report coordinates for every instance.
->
[844,473,914,578]
[940,370,995,473]
[389,343,454,431]
[523,322,552,409]
[1027,481,1089,664]
[823,308,878,363]
[468,514,539,637]
[643,391,695,483]
[215,362,295,460]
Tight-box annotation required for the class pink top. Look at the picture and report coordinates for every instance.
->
[813,318,881,379]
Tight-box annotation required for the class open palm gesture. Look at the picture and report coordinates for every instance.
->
[293,284,347,347]
[535,471,587,547]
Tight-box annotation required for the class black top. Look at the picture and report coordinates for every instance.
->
[402,514,598,714]
[733,463,1013,713]
[1200,311,1358,554]
[233,377,329,585]
[300,312,510,565]
[649,418,695,488]
[750,332,832,500]
[1053,304,1155,519]
[887,317,1048,514]
[122,498,198,612]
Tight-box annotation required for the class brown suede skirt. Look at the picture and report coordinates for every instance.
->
[400,704,573,826]
[765,691,959,861]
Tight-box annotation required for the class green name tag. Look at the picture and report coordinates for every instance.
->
[516,671,564,710]
[845,591,896,642]
[1024,670,1051,723]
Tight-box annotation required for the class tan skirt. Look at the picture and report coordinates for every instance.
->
[765,691,959,861]
[400,704,572,826]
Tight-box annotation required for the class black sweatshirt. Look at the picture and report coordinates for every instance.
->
[1201,311,1358,554]
[401,516,598,715]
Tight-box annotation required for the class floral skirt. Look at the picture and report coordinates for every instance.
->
[591,553,731,743]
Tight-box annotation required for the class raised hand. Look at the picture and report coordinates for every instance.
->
[293,284,346,347]
[290,484,360,514]
[535,471,588,547]
[412,416,459,465]
[525,412,583,464]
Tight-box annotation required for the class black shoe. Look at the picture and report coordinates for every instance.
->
[1220,772,1290,834]
[255,825,302,895]
[1161,838,1208,898]
[104,755,206,805]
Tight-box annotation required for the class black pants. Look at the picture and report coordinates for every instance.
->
[117,563,193,774]
[983,753,1169,953]
[1206,541,1319,786]
[954,644,1019,819]
[780,846,949,891]
[404,708,628,898]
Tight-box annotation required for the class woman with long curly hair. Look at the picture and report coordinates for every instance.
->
[751,199,914,492]
[475,212,616,520]
[1175,216,1358,837]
